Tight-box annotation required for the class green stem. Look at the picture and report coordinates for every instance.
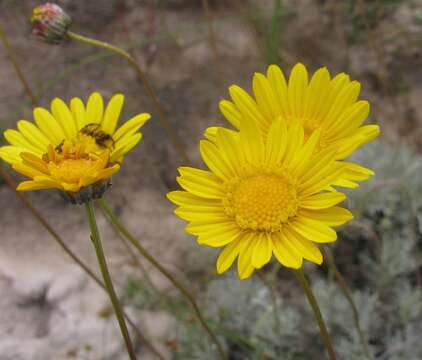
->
[85,201,138,360]
[1,167,165,360]
[66,30,191,166]
[0,24,39,106]
[322,247,373,360]
[98,198,227,360]
[294,269,337,360]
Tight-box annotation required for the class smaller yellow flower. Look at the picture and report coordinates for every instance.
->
[0,92,150,202]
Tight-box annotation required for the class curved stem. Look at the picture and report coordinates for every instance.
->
[0,24,39,106]
[293,269,336,360]
[85,201,137,360]
[67,30,191,166]
[98,198,227,360]
[322,247,373,360]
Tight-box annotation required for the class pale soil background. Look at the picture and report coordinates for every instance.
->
[0,0,421,359]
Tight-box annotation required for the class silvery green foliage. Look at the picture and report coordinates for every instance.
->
[161,141,422,359]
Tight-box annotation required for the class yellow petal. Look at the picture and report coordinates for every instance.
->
[12,162,45,178]
[300,191,346,209]
[102,94,124,134]
[266,64,289,119]
[0,146,24,164]
[237,233,255,279]
[240,115,265,164]
[197,223,241,248]
[272,232,303,269]
[200,139,235,181]
[290,217,337,243]
[96,164,120,180]
[177,167,224,199]
[284,227,322,264]
[322,81,361,129]
[216,237,242,274]
[70,97,87,130]
[113,113,150,141]
[186,220,237,236]
[229,85,267,133]
[16,120,50,151]
[4,129,43,155]
[204,126,218,142]
[215,128,245,174]
[290,128,320,176]
[252,233,273,269]
[265,119,288,166]
[167,191,221,208]
[33,107,66,145]
[253,72,279,121]
[86,92,104,124]
[304,66,331,120]
[288,63,309,119]
[17,179,61,191]
[51,98,77,139]
[219,100,241,130]
[283,123,304,166]
[299,207,353,227]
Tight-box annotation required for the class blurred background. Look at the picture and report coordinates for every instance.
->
[0,0,422,359]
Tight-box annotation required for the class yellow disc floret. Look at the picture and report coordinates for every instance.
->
[224,172,298,232]
[43,141,111,188]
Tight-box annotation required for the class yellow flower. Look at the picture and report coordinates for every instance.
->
[168,119,353,279]
[0,92,150,197]
[206,63,380,188]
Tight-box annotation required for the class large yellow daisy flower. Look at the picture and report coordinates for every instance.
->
[0,92,150,195]
[168,119,353,279]
[207,63,380,188]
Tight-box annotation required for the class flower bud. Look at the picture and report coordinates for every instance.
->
[30,3,71,44]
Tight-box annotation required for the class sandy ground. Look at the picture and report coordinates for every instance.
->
[0,0,422,359]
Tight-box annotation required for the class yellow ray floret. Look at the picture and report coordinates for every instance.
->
[168,119,353,279]
[0,92,150,192]
[13,142,120,192]
[212,63,380,187]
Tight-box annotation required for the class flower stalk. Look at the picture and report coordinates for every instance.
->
[0,167,164,359]
[322,247,373,360]
[85,201,138,360]
[66,30,191,166]
[294,269,337,360]
[98,198,227,360]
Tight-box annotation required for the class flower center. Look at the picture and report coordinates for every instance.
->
[224,172,298,232]
[44,141,108,184]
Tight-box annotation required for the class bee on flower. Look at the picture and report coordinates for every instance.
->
[0,93,150,203]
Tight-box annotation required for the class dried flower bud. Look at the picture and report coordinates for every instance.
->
[30,3,71,44]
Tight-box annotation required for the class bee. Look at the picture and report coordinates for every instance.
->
[80,123,115,149]
[55,139,65,153]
